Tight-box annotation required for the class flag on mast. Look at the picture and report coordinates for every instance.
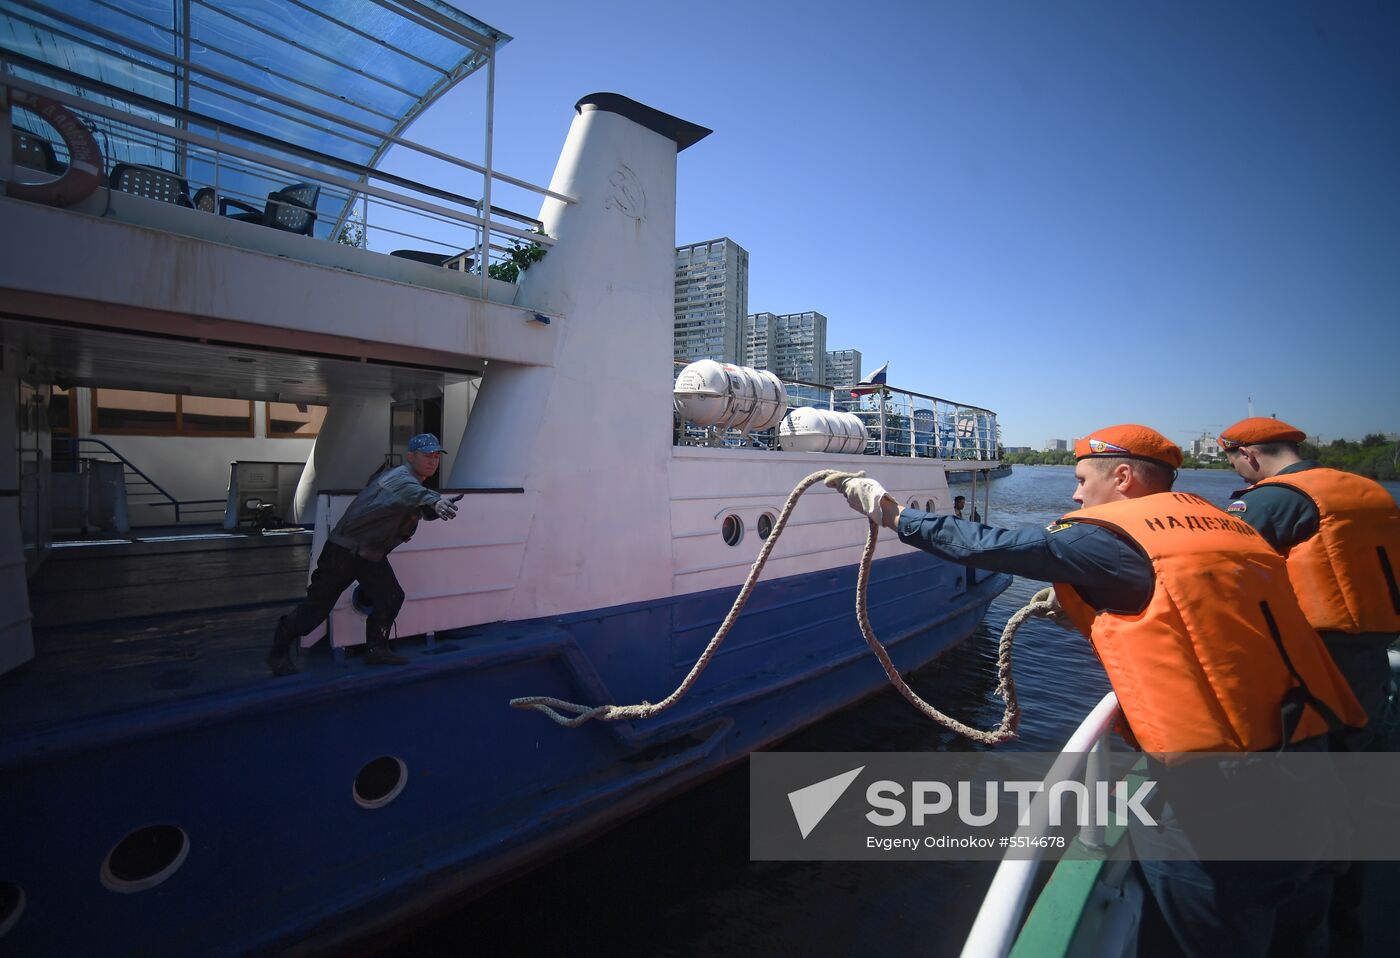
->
[850,361,889,398]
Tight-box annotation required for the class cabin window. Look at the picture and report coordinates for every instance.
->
[354,756,408,809]
[100,825,190,893]
[722,514,744,546]
[267,402,326,439]
[757,512,775,540]
[92,389,253,437]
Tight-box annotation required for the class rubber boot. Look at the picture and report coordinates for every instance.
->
[266,615,299,676]
[363,623,407,666]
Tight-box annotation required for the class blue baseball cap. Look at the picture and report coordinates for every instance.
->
[407,433,445,454]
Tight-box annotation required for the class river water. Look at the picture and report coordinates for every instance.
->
[388,465,1400,957]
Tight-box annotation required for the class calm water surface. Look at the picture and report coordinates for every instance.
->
[388,465,1400,957]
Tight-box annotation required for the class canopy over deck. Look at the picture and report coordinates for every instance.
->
[1,0,512,229]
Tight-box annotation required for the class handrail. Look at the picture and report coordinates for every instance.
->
[63,438,222,523]
[960,691,1122,958]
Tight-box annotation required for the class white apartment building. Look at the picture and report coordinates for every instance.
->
[743,311,775,369]
[674,238,749,364]
[767,311,828,382]
[824,348,862,389]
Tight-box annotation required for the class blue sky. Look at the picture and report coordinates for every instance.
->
[390,1,1400,448]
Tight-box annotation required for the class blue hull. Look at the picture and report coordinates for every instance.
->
[0,552,1008,956]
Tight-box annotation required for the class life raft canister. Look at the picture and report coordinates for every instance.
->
[5,88,103,207]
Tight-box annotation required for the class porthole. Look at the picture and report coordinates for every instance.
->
[0,882,25,939]
[925,499,935,512]
[908,497,920,509]
[721,514,743,547]
[100,825,189,893]
[354,756,408,809]
[757,513,775,540]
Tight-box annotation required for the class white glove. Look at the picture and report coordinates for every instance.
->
[824,473,892,524]
[1030,587,1073,630]
[433,496,459,520]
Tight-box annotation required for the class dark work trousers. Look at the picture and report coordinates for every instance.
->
[1131,737,1341,958]
[285,542,406,645]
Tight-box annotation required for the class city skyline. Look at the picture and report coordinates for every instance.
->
[383,2,1400,447]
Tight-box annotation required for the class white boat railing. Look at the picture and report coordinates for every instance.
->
[1,0,572,294]
[960,691,1122,958]
[673,364,1001,463]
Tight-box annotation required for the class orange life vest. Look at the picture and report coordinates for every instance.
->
[1053,492,1364,759]
[1248,468,1400,635]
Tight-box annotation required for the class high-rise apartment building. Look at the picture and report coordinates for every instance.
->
[743,311,775,370]
[674,238,749,364]
[824,349,862,389]
[768,311,827,382]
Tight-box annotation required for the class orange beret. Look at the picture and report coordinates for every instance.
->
[1075,424,1182,469]
[1217,417,1306,450]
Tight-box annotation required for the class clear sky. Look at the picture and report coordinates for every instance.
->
[389,1,1400,449]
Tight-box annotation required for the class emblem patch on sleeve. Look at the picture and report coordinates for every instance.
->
[1227,500,1248,513]
[1045,521,1073,533]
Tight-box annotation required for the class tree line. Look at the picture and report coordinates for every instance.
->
[1002,434,1399,482]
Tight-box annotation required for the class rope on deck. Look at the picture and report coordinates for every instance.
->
[509,469,1053,744]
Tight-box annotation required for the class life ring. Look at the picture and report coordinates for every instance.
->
[5,88,103,207]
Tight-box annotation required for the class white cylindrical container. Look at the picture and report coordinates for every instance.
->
[777,406,869,454]
[674,361,788,432]
[673,359,731,427]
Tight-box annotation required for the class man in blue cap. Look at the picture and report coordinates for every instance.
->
[267,433,460,675]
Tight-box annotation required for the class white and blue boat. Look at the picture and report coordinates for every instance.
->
[0,3,1009,953]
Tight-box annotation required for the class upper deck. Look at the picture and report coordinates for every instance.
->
[0,0,570,384]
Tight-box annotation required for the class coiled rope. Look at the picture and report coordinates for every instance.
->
[509,469,1055,744]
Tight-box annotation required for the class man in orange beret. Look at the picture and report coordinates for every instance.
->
[1220,416,1400,942]
[829,423,1365,956]
[1219,416,1400,752]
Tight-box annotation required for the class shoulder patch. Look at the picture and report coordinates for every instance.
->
[1045,521,1073,533]
[1226,500,1248,513]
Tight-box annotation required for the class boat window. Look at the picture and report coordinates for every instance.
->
[100,825,190,893]
[925,499,935,512]
[0,882,24,939]
[757,512,775,540]
[354,756,408,809]
[267,402,327,439]
[93,389,253,437]
[722,514,743,547]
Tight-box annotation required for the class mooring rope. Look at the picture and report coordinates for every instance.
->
[509,469,1054,744]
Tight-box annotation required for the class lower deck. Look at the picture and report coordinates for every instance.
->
[2,529,316,736]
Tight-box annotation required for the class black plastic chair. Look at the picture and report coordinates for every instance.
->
[12,129,64,174]
[219,182,320,235]
[109,163,193,207]
[390,249,475,270]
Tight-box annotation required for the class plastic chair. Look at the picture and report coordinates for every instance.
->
[219,182,320,235]
[109,163,193,207]
[12,129,64,174]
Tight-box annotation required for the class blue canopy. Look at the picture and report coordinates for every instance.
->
[2,0,510,233]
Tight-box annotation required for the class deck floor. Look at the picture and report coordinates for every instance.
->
[2,529,323,736]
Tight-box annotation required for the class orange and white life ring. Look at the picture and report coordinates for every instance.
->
[5,88,103,207]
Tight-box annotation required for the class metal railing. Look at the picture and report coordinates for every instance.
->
[673,363,1000,462]
[61,438,224,524]
[960,691,1123,958]
[0,0,573,292]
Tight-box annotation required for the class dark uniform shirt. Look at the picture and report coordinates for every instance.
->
[894,508,1155,613]
[1226,460,1320,552]
[329,463,444,562]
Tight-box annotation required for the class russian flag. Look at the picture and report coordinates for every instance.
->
[850,361,889,397]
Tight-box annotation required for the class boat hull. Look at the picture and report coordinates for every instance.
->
[0,552,1008,956]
